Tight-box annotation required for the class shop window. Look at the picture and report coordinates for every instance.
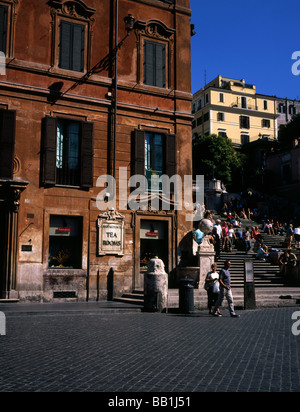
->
[140,220,168,271]
[41,116,94,188]
[48,215,83,269]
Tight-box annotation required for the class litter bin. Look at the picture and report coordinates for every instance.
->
[179,278,194,314]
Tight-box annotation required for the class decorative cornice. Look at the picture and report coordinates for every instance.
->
[135,19,175,42]
[48,0,95,20]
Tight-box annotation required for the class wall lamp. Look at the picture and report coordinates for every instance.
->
[124,14,136,32]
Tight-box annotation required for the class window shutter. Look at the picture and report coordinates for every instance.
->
[0,5,8,54]
[132,129,145,176]
[165,133,177,194]
[42,116,57,185]
[144,41,154,86]
[72,23,85,72]
[81,121,94,188]
[0,109,16,179]
[166,133,177,176]
[155,43,166,88]
[59,21,71,70]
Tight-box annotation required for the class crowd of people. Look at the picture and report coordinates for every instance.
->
[193,199,300,314]
[193,204,300,276]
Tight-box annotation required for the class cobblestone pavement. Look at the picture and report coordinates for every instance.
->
[0,305,300,393]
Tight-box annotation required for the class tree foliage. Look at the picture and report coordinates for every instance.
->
[193,134,246,188]
[278,113,300,148]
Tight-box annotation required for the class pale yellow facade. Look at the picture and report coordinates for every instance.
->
[192,75,278,147]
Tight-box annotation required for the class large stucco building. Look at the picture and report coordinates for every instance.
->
[192,75,278,147]
[0,0,193,302]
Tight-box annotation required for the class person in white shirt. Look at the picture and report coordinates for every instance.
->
[294,225,300,248]
[214,220,222,240]
[228,224,236,252]
[205,263,221,315]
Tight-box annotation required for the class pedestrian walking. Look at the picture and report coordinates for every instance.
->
[212,260,240,318]
[244,227,252,255]
[205,263,221,315]
[221,221,230,252]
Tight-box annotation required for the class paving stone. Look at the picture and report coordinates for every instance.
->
[0,307,300,392]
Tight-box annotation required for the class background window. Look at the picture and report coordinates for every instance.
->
[59,20,85,72]
[144,40,166,88]
[241,134,250,145]
[262,119,270,128]
[217,112,225,121]
[240,115,250,129]
[241,96,247,109]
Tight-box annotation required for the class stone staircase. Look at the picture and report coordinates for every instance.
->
[115,214,300,309]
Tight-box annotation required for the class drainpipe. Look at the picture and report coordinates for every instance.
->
[113,0,119,187]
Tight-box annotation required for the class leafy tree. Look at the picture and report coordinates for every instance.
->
[193,134,246,189]
[278,113,300,148]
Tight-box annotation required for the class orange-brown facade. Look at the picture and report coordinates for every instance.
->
[0,0,193,302]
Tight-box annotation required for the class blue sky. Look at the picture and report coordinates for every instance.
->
[190,0,300,100]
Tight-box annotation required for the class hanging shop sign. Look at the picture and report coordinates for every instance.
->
[97,209,125,256]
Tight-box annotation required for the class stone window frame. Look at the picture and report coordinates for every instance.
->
[0,0,18,58]
[49,0,95,74]
[135,19,175,90]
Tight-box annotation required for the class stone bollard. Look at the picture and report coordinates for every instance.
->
[144,257,168,312]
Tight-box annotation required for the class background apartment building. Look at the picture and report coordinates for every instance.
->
[0,0,193,302]
[192,75,278,147]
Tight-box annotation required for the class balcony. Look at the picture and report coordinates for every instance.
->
[231,103,258,111]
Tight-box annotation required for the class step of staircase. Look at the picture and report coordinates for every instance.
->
[115,215,300,308]
[114,290,144,306]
